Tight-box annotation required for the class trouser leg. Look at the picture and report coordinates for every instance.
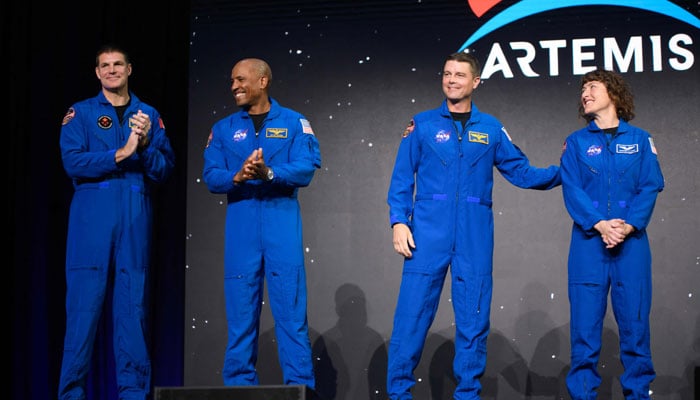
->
[267,261,315,388]
[113,191,152,400]
[387,264,447,399]
[222,263,264,385]
[611,236,655,399]
[58,191,114,400]
[451,273,492,400]
[566,280,608,400]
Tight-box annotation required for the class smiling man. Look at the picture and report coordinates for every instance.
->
[202,58,321,390]
[386,51,561,400]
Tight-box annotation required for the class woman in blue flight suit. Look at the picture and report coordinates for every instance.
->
[560,69,664,400]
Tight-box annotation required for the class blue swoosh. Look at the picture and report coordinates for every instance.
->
[458,0,700,51]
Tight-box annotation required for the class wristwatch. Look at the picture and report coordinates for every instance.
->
[266,167,274,181]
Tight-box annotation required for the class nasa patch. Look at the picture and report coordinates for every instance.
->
[586,144,602,156]
[434,130,451,143]
[233,129,248,142]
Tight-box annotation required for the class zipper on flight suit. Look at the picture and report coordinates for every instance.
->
[452,118,466,255]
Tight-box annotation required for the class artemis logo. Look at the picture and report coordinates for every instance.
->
[460,0,700,79]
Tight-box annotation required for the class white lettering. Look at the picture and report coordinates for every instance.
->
[668,33,694,71]
[482,43,514,79]
[510,41,539,77]
[539,39,567,76]
[572,38,597,75]
[604,36,643,72]
[650,35,663,71]
[478,33,696,79]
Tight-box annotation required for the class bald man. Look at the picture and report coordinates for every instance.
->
[203,58,321,388]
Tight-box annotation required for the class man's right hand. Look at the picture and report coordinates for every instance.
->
[392,223,415,258]
[233,148,262,184]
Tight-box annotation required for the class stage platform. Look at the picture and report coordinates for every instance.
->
[154,385,322,400]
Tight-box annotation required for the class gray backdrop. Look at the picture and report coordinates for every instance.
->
[184,1,700,399]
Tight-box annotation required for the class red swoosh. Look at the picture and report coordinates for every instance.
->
[468,0,502,18]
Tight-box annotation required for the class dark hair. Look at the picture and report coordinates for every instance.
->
[579,68,635,122]
[445,52,481,77]
[95,44,130,67]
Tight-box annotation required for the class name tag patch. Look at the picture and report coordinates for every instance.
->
[468,131,489,144]
[266,128,288,139]
[616,143,639,154]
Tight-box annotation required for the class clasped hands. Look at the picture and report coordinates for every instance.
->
[116,110,151,162]
[129,110,151,150]
[594,218,635,249]
[233,147,270,184]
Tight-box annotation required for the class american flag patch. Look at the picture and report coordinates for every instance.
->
[301,118,314,134]
[649,137,657,155]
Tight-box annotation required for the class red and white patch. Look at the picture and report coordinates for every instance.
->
[62,108,76,126]
[301,118,314,134]
[649,137,657,155]
[97,115,113,129]
[402,119,415,138]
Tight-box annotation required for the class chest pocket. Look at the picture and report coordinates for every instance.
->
[613,143,643,172]
[221,129,256,161]
[613,146,643,191]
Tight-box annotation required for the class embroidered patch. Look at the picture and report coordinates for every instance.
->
[97,115,113,129]
[159,117,165,129]
[468,131,489,144]
[205,131,213,148]
[586,144,602,156]
[62,108,75,126]
[266,128,288,138]
[649,137,657,155]
[301,118,314,134]
[616,143,639,154]
[402,119,415,138]
[434,130,451,143]
[233,129,248,142]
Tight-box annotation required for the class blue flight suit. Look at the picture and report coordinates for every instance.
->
[59,91,175,400]
[386,101,561,399]
[561,120,664,399]
[202,97,321,388]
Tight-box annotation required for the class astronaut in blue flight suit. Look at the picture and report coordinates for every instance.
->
[386,52,561,400]
[203,58,320,388]
[58,45,175,400]
[561,69,664,400]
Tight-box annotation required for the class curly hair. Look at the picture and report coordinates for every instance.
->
[579,68,635,123]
